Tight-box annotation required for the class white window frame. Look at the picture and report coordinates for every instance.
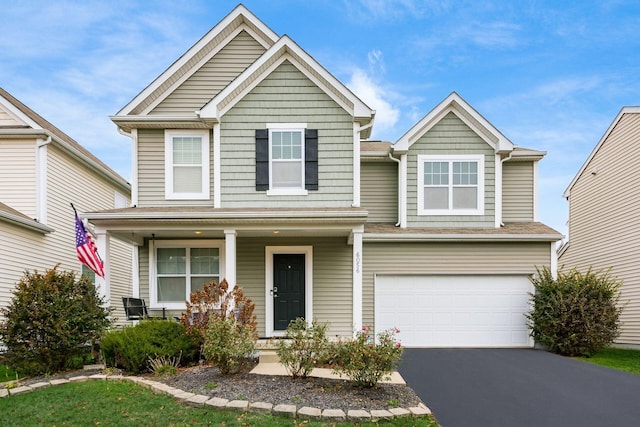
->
[164,129,210,200]
[417,154,485,216]
[149,239,225,310]
[266,123,308,196]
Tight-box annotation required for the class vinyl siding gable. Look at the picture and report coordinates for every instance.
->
[220,61,354,208]
[151,31,267,115]
[407,112,495,227]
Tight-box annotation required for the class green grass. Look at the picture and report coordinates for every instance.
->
[0,380,439,427]
[577,347,640,375]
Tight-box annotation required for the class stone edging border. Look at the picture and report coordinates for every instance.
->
[1,374,432,422]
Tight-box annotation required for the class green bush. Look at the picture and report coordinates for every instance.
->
[101,320,198,374]
[332,327,403,388]
[526,266,622,357]
[0,266,110,376]
[202,317,257,375]
[276,318,328,378]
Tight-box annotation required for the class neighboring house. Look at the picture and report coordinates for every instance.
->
[559,107,640,348]
[87,5,561,347]
[0,88,132,324]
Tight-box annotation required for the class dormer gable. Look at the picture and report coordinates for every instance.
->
[116,4,279,117]
[394,92,514,155]
[197,35,375,137]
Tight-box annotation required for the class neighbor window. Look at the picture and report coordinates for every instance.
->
[152,241,224,309]
[417,155,484,215]
[164,130,210,199]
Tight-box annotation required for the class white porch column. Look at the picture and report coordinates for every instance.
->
[352,226,364,334]
[224,229,237,287]
[132,244,140,298]
[94,227,110,305]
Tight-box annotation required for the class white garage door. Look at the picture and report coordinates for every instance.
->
[375,275,533,348]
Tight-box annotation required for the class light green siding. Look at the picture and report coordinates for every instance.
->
[137,129,214,207]
[220,61,354,207]
[138,236,353,337]
[362,241,551,328]
[151,31,266,115]
[502,161,534,222]
[361,161,398,223]
[407,112,495,227]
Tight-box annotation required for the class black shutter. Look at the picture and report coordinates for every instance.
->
[255,129,269,190]
[305,129,318,190]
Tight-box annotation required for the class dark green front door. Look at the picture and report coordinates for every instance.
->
[273,254,305,331]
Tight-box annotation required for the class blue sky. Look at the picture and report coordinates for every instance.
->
[2,0,640,235]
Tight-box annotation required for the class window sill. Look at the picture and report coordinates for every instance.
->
[165,194,210,200]
[150,303,186,311]
[266,189,308,196]
[418,209,484,216]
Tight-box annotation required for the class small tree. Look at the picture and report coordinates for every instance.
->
[0,266,111,375]
[526,266,622,357]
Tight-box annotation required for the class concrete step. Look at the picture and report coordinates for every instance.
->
[259,350,280,364]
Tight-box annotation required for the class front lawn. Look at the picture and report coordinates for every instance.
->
[577,347,640,375]
[0,380,439,427]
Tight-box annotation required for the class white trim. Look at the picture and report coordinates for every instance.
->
[265,246,313,338]
[533,160,539,222]
[417,154,485,216]
[268,126,306,192]
[353,123,361,207]
[35,138,49,224]
[494,154,502,227]
[132,244,140,298]
[267,122,307,129]
[400,154,408,227]
[164,129,210,200]
[352,228,363,333]
[149,239,226,310]
[117,4,278,116]
[94,228,110,306]
[550,241,558,279]
[131,129,138,206]
[266,189,308,196]
[224,229,237,288]
[213,123,221,208]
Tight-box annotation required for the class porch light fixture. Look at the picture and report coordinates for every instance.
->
[273,230,280,235]
[194,231,202,235]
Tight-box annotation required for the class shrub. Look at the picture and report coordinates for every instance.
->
[202,317,257,375]
[526,266,622,357]
[100,320,198,374]
[180,279,257,353]
[0,266,111,376]
[332,326,402,388]
[276,318,328,378]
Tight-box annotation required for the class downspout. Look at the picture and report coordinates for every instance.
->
[36,135,52,224]
[353,120,375,208]
[497,151,513,227]
[118,127,138,206]
[388,152,402,227]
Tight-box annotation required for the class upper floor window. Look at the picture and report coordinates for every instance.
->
[164,130,210,200]
[256,125,318,195]
[417,154,484,215]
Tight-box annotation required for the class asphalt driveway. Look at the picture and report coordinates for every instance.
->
[399,348,640,427]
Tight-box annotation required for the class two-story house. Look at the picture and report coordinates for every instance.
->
[87,5,561,347]
[559,107,640,348]
[0,88,133,324]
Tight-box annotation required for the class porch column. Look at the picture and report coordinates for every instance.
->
[94,227,110,306]
[224,229,237,287]
[352,226,364,334]
[132,244,140,298]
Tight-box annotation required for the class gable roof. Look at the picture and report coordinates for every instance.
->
[0,88,129,193]
[116,4,279,117]
[563,106,640,198]
[393,92,514,154]
[0,201,54,234]
[196,35,375,135]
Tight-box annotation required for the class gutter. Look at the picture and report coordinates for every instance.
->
[387,153,402,227]
[363,232,563,243]
[0,211,55,234]
[85,209,369,221]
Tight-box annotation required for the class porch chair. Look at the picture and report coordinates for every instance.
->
[122,297,151,321]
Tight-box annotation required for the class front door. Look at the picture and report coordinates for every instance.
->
[273,253,305,331]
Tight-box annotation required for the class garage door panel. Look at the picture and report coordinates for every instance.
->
[375,275,533,348]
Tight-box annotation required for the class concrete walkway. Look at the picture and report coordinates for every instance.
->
[250,362,406,384]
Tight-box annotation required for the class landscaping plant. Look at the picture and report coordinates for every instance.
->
[202,316,257,375]
[180,279,257,352]
[0,266,110,375]
[332,326,403,388]
[526,266,622,357]
[276,317,329,378]
[101,320,198,374]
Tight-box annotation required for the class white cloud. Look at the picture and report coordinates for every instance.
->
[347,69,400,138]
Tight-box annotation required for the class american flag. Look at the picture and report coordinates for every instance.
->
[75,211,104,278]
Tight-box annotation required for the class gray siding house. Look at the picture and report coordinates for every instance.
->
[560,107,640,348]
[0,88,132,324]
[88,5,561,347]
